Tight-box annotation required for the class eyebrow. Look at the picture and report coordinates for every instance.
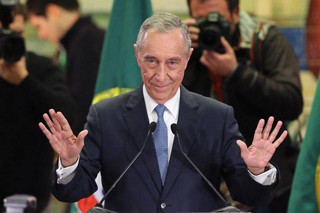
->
[168,57,181,61]
[144,55,157,60]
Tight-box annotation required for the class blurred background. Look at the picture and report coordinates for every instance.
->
[25,0,308,65]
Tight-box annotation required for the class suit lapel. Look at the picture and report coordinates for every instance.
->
[124,86,162,192]
[162,86,201,198]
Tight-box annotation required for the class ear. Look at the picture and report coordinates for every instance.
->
[133,44,141,67]
[187,48,194,61]
[183,48,193,70]
[46,4,61,20]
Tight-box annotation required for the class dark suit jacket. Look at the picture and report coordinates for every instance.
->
[52,85,279,212]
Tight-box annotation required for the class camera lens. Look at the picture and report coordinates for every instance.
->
[200,25,222,50]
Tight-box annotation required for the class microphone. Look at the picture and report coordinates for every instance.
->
[171,124,242,212]
[88,122,157,213]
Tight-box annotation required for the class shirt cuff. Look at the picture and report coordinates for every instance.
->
[56,156,79,184]
[248,164,277,185]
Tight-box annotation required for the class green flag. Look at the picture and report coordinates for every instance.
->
[93,0,153,104]
[288,75,320,212]
[72,1,153,212]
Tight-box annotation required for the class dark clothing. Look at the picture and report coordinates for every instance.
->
[52,85,279,212]
[183,14,303,212]
[60,16,105,135]
[0,52,75,212]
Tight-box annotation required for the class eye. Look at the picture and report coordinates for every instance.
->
[146,58,156,64]
[144,57,158,68]
[167,60,179,69]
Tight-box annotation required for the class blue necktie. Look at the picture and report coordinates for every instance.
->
[153,104,168,185]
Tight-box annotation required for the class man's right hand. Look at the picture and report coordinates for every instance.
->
[184,18,200,48]
[39,109,88,167]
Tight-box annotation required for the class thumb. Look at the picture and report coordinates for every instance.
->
[76,130,88,147]
[236,140,249,159]
[221,36,233,54]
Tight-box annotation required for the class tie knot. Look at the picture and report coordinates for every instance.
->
[155,104,165,118]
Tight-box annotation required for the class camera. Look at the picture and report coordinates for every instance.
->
[0,0,26,63]
[196,12,231,53]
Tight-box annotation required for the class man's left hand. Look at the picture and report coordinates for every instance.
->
[236,116,287,175]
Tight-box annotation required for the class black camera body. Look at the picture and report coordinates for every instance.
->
[196,12,231,53]
[0,0,26,63]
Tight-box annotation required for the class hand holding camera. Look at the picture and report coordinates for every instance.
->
[0,0,26,64]
[0,0,28,85]
[0,57,28,85]
[200,37,238,77]
[184,12,238,76]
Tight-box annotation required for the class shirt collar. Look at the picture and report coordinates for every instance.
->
[143,85,180,122]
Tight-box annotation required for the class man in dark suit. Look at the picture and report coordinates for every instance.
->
[39,12,287,212]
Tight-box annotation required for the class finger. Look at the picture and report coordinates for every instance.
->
[49,109,60,132]
[39,122,53,141]
[191,42,199,49]
[268,120,283,142]
[200,53,209,68]
[188,26,200,34]
[221,37,233,54]
[43,113,56,134]
[50,110,62,132]
[273,130,287,148]
[236,140,249,160]
[262,116,274,140]
[253,119,265,141]
[189,32,199,42]
[56,111,72,132]
[183,18,196,27]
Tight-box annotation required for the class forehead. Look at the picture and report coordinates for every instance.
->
[29,14,48,24]
[190,0,230,18]
[139,28,186,57]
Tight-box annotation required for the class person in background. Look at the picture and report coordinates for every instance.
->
[39,12,287,212]
[26,0,105,135]
[0,4,75,212]
[182,0,303,212]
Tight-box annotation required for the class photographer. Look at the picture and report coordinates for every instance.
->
[0,3,75,212]
[182,0,303,212]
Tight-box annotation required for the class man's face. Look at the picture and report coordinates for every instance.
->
[190,0,239,28]
[134,28,192,104]
[28,14,60,44]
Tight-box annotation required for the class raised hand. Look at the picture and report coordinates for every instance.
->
[236,116,287,175]
[39,109,88,167]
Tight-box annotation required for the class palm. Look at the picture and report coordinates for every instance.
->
[237,117,287,174]
[48,126,82,159]
[39,109,87,166]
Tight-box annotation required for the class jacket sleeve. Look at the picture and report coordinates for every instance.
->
[226,26,303,120]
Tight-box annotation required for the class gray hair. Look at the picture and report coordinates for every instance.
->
[136,12,191,56]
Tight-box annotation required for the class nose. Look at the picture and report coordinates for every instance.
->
[155,63,167,81]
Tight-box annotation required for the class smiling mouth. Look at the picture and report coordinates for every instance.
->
[152,83,171,90]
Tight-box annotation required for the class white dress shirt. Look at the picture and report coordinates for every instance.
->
[57,85,276,185]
